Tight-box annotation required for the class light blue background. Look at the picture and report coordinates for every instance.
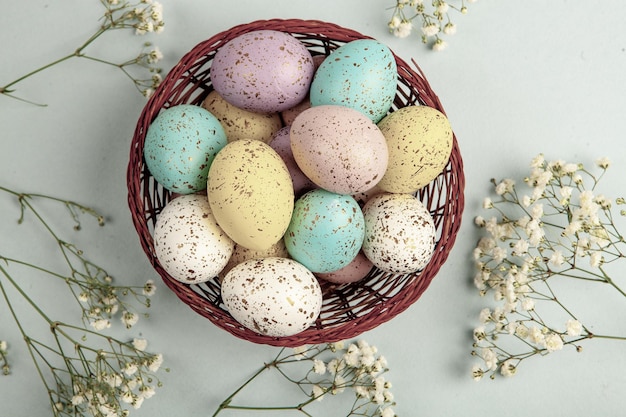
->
[2,1,626,416]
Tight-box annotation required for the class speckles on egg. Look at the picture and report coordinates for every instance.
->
[362,193,436,274]
[221,257,323,337]
[376,105,453,194]
[153,194,235,283]
[290,105,389,194]
[310,39,397,123]
[143,104,227,194]
[201,90,282,144]
[284,189,365,273]
[210,30,315,113]
[207,139,295,251]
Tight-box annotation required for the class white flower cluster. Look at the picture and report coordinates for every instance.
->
[77,276,155,332]
[54,338,164,416]
[471,154,626,380]
[0,340,9,375]
[387,0,477,50]
[105,0,165,35]
[295,340,395,416]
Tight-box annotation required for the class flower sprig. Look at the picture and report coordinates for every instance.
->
[387,0,476,50]
[0,340,9,375]
[471,154,626,380]
[1,186,154,331]
[1,0,165,105]
[0,185,164,415]
[212,340,396,417]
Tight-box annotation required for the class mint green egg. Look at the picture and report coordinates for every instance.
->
[310,39,397,123]
[144,104,227,194]
[284,189,365,273]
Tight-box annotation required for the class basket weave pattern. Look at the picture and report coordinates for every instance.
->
[127,19,465,347]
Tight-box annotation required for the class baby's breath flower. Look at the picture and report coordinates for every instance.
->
[596,157,611,169]
[313,359,326,375]
[121,311,139,329]
[473,154,626,379]
[132,338,148,351]
[566,319,583,337]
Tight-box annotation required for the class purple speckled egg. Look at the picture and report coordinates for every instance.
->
[210,30,315,113]
[269,126,317,197]
[290,105,389,194]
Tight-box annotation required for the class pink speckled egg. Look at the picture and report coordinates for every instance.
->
[269,126,316,197]
[362,193,436,274]
[315,251,373,284]
[290,105,389,194]
[210,30,315,113]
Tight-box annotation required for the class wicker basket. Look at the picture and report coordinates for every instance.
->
[127,18,465,347]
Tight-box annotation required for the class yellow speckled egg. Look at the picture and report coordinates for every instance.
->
[376,105,453,193]
[207,139,294,251]
[201,90,283,144]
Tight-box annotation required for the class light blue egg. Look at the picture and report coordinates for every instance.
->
[309,39,397,123]
[144,104,227,194]
[284,189,365,273]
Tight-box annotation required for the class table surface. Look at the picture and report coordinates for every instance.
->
[2,1,626,416]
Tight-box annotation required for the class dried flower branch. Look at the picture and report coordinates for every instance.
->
[0,0,165,105]
[471,154,626,380]
[212,341,396,416]
[387,0,477,50]
[0,185,164,416]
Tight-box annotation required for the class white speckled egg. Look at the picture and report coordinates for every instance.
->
[210,30,315,113]
[153,194,235,283]
[221,257,323,337]
[290,105,388,194]
[201,90,283,144]
[207,139,294,251]
[362,193,436,274]
[376,105,453,193]
[218,240,290,280]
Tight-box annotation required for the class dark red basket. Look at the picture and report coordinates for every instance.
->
[127,19,465,347]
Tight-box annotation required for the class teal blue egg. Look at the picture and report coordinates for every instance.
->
[144,104,227,194]
[309,39,397,123]
[284,189,365,273]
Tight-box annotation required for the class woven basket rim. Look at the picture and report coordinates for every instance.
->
[127,18,465,347]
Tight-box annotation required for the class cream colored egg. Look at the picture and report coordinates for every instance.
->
[218,240,290,280]
[221,257,323,337]
[153,194,235,283]
[207,139,294,251]
[202,90,283,144]
[377,105,453,193]
[362,193,436,274]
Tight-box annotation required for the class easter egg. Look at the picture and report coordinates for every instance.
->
[268,126,316,197]
[210,30,315,113]
[376,105,453,193]
[290,105,388,195]
[284,189,365,273]
[144,104,227,194]
[309,39,397,123]
[362,193,436,274]
[207,139,294,251]
[201,90,283,144]
[221,257,323,337]
[153,194,235,283]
